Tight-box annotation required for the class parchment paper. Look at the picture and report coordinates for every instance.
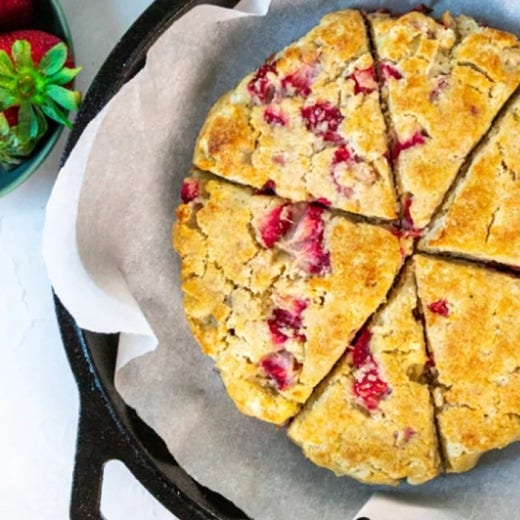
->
[44,1,520,518]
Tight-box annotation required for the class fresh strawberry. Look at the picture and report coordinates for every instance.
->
[0,0,33,32]
[0,30,82,147]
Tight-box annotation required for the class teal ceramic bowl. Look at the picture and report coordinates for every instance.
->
[0,0,74,197]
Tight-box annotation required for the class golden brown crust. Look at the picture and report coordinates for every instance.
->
[194,9,398,220]
[174,8,520,483]
[173,172,402,425]
[421,94,520,266]
[369,11,520,229]
[415,255,520,472]
[288,265,440,485]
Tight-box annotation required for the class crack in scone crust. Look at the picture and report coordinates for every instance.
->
[172,8,520,485]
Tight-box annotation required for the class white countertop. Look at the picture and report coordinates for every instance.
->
[0,1,177,518]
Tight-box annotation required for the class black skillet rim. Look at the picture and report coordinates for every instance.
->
[54,1,249,519]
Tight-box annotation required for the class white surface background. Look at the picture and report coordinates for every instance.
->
[0,1,177,518]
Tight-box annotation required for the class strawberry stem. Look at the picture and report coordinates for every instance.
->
[0,40,81,143]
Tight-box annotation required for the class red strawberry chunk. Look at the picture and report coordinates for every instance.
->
[425,352,436,371]
[351,328,372,367]
[429,75,449,102]
[257,204,294,248]
[428,299,450,317]
[401,195,422,237]
[379,62,403,81]
[332,145,353,165]
[347,66,377,95]
[403,427,417,442]
[329,144,358,197]
[254,179,277,195]
[180,178,199,203]
[267,297,308,345]
[264,107,288,126]
[350,328,390,411]
[314,197,331,207]
[247,59,278,104]
[392,131,427,161]
[394,427,417,445]
[271,153,286,166]
[281,64,317,97]
[260,350,302,390]
[301,102,344,143]
[256,203,331,276]
[281,204,331,275]
[354,375,390,411]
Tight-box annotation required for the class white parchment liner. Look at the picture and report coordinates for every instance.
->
[44,1,520,518]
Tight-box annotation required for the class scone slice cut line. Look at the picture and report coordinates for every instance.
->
[368,10,520,230]
[193,9,399,221]
[173,171,404,425]
[415,254,520,473]
[420,91,520,268]
[288,262,441,485]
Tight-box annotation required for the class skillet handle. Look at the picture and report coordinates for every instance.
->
[70,397,119,520]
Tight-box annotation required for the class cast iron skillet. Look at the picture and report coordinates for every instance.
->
[55,1,253,518]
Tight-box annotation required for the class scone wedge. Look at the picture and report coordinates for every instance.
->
[173,172,403,425]
[415,255,520,472]
[369,10,520,229]
[288,264,440,485]
[194,10,398,220]
[422,93,520,267]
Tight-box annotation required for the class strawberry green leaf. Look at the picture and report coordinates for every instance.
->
[40,99,71,128]
[0,113,9,136]
[0,119,39,170]
[39,43,68,77]
[18,102,40,141]
[33,107,48,140]
[46,66,82,86]
[0,87,17,109]
[45,84,82,111]
[0,51,15,76]
[0,76,16,89]
[11,40,33,69]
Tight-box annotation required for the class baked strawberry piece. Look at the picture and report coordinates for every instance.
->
[173,172,402,424]
[288,265,440,485]
[368,10,520,229]
[415,255,520,472]
[194,10,397,220]
[422,93,520,267]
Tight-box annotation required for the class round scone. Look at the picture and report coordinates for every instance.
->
[172,7,520,486]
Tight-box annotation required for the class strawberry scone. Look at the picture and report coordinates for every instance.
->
[422,94,520,267]
[173,7,520,484]
[415,255,520,472]
[173,172,403,424]
[288,265,440,485]
[194,10,398,220]
[369,10,520,229]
